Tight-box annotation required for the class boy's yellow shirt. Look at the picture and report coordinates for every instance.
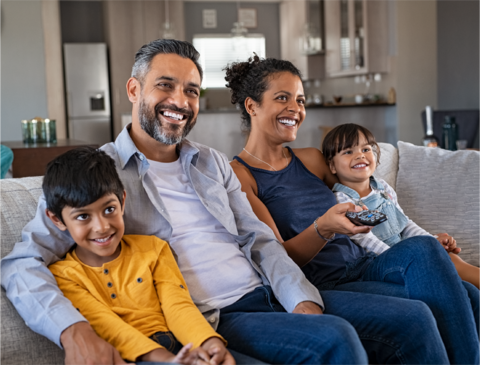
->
[49,235,224,362]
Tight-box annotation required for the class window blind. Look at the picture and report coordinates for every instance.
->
[193,34,266,88]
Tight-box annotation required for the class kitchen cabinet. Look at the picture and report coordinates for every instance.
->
[325,0,388,77]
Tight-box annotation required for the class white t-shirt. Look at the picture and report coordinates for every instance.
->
[146,158,262,309]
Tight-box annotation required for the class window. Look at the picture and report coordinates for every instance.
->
[193,34,266,88]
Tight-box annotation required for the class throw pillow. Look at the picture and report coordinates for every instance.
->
[396,141,479,266]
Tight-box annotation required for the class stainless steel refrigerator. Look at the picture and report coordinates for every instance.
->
[63,43,112,145]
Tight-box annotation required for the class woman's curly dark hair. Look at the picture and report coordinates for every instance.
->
[224,54,302,132]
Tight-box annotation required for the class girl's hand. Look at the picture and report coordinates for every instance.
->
[316,203,373,238]
[436,233,461,254]
[201,337,235,365]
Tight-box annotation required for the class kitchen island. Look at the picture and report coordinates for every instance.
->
[187,105,397,160]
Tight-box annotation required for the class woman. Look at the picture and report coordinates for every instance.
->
[226,55,479,365]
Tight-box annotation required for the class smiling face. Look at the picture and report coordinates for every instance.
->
[134,53,201,145]
[329,132,377,186]
[251,72,306,143]
[47,192,126,267]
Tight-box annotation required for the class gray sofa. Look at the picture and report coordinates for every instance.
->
[1,142,479,365]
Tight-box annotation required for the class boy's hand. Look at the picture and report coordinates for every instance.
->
[436,233,461,254]
[173,343,210,365]
[140,343,210,365]
[61,322,126,365]
[201,337,235,365]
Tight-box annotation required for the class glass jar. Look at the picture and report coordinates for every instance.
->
[21,120,30,143]
[29,119,39,143]
[44,119,57,143]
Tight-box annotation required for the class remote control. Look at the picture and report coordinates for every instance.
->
[346,210,388,226]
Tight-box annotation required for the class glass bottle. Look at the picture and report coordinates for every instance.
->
[442,116,458,151]
[422,106,438,147]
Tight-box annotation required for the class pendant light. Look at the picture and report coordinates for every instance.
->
[231,1,248,38]
[161,0,176,39]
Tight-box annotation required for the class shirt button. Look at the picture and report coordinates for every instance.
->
[107,282,113,288]
[139,155,144,161]
[103,269,109,275]
[111,293,116,299]
[137,278,143,283]
[180,285,184,289]
[209,317,215,323]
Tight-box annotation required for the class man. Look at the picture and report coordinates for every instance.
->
[1,39,364,365]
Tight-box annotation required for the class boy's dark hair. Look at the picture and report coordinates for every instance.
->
[43,147,124,222]
[131,39,203,86]
[224,54,302,132]
[322,123,381,165]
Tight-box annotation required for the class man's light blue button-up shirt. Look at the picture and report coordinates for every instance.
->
[1,126,323,347]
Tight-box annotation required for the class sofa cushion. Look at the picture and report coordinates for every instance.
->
[374,142,399,190]
[396,142,479,266]
[1,176,65,365]
[1,176,44,259]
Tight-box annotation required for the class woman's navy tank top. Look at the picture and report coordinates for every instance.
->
[234,147,367,287]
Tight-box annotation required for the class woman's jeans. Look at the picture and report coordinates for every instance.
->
[216,286,449,364]
[333,235,479,365]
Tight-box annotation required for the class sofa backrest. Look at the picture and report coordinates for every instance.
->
[1,176,65,365]
[1,177,44,258]
[374,142,399,190]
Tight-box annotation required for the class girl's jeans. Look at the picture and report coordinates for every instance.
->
[334,235,479,365]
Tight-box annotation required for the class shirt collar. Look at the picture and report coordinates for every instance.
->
[114,123,200,169]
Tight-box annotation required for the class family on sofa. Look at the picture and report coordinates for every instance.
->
[1,39,478,365]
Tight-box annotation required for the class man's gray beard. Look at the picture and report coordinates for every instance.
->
[138,100,196,145]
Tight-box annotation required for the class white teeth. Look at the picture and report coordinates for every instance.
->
[279,119,296,126]
[94,236,111,243]
[353,164,367,168]
[163,111,183,120]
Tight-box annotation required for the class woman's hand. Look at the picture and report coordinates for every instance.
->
[315,203,373,238]
[436,233,460,254]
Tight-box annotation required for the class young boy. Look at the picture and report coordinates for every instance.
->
[45,147,234,364]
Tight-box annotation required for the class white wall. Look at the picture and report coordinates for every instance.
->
[395,0,438,144]
[1,0,49,142]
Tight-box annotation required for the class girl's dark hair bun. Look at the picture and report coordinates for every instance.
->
[224,55,302,132]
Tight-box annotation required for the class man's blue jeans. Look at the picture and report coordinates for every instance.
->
[216,285,449,364]
[333,236,479,365]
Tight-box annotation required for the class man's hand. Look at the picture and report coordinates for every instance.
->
[61,322,126,365]
[292,301,323,315]
[436,233,461,254]
[201,337,235,365]
[316,203,372,239]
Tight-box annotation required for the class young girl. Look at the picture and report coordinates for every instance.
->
[322,123,479,288]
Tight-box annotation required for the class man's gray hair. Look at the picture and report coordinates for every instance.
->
[131,39,203,85]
